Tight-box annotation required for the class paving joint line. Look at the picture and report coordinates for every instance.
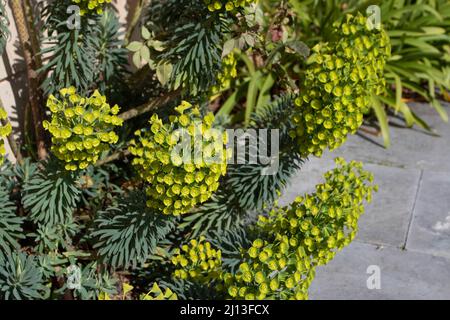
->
[354,239,407,251]
[403,169,424,250]
[355,239,450,261]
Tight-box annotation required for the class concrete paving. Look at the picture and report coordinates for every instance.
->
[282,102,450,299]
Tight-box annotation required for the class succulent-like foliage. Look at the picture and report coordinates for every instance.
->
[208,228,251,274]
[22,162,81,226]
[58,262,117,300]
[159,278,221,300]
[12,158,39,186]
[31,218,79,254]
[181,186,246,238]
[36,253,68,280]
[294,14,391,157]
[0,252,48,300]
[148,0,227,95]
[92,191,176,269]
[40,1,128,97]
[39,6,100,96]
[43,88,123,171]
[226,94,303,211]
[95,8,128,97]
[0,185,24,257]
[129,101,228,215]
[163,21,223,95]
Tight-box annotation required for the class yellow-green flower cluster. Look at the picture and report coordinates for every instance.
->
[140,283,178,300]
[72,0,111,15]
[0,107,12,165]
[204,0,257,12]
[43,87,123,171]
[224,158,376,300]
[171,237,222,282]
[210,52,238,96]
[129,101,228,216]
[294,13,391,157]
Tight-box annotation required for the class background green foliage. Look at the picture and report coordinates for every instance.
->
[285,0,450,145]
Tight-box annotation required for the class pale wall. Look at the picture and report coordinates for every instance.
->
[0,0,136,161]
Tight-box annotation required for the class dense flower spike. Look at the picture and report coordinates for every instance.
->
[43,87,123,171]
[170,159,376,300]
[294,14,391,157]
[129,101,228,216]
[72,0,112,15]
[0,107,12,165]
[223,158,377,300]
[204,0,258,12]
[225,159,376,299]
[171,236,223,282]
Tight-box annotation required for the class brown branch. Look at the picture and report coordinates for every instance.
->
[9,0,47,160]
[118,89,181,121]
[96,89,179,166]
[24,0,42,70]
[96,149,131,167]
[125,0,151,44]
[96,89,181,166]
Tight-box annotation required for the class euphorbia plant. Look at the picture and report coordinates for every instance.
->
[0,0,389,300]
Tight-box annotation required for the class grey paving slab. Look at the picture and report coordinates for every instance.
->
[330,103,450,172]
[282,162,421,248]
[280,102,450,299]
[357,164,421,248]
[279,156,336,206]
[406,171,450,258]
[309,241,450,300]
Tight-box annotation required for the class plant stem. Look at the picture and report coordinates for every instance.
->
[98,89,181,166]
[96,149,131,167]
[9,0,47,160]
[118,89,180,121]
[24,0,42,69]
[125,0,151,44]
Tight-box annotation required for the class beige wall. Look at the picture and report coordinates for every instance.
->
[0,0,135,162]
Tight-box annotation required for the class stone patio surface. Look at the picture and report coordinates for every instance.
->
[281,102,450,300]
